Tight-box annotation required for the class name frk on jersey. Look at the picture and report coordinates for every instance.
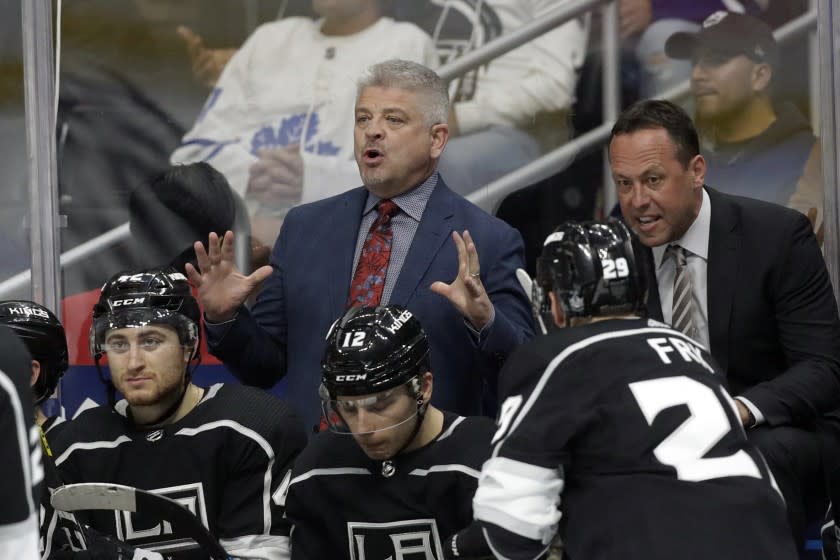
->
[647,336,714,373]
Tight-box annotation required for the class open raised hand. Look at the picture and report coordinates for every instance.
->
[176,25,236,88]
[185,231,273,322]
[430,230,494,330]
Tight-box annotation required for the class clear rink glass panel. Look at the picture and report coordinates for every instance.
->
[19,1,828,421]
[0,0,32,299]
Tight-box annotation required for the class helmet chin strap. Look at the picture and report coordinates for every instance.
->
[129,346,201,429]
[377,396,428,478]
[94,354,118,409]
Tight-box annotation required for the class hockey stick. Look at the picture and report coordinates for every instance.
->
[51,482,230,560]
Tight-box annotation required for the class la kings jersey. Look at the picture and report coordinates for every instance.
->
[474,318,798,560]
[0,326,42,560]
[285,412,494,559]
[44,383,307,559]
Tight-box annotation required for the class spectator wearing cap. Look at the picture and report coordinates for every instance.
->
[618,0,763,99]
[665,10,823,222]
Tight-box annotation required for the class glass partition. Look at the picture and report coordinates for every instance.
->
[0,0,32,299]
[17,0,828,423]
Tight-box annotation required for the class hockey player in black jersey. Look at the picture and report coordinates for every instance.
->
[0,325,43,559]
[42,267,307,559]
[284,305,495,559]
[0,300,69,434]
[473,219,798,559]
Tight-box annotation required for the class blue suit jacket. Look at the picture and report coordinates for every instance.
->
[207,178,535,430]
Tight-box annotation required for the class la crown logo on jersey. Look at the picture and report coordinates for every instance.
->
[9,306,49,319]
[115,483,208,549]
[347,519,444,560]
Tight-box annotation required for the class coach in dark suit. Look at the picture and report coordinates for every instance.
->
[609,99,840,547]
[186,60,534,431]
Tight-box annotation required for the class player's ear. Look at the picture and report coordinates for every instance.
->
[184,342,197,363]
[548,292,566,328]
[30,360,41,388]
[419,371,433,404]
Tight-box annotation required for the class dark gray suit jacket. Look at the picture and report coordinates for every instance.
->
[645,187,840,428]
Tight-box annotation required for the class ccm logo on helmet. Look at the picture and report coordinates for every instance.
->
[8,306,49,319]
[112,297,146,307]
[335,374,368,382]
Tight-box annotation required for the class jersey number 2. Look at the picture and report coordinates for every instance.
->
[628,376,762,482]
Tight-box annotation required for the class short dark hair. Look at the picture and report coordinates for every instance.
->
[609,99,700,169]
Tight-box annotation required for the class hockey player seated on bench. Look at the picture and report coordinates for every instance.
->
[283,305,495,559]
[41,267,307,559]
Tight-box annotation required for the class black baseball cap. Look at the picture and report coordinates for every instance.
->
[665,11,778,67]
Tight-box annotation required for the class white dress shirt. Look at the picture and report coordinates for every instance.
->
[652,188,711,349]
[651,189,764,425]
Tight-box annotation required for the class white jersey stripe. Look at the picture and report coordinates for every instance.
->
[0,513,40,560]
[473,456,563,542]
[408,464,481,479]
[290,468,371,487]
[56,419,279,536]
[175,420,275,535]
[54,436,133,467]
[0,369,34,515]
[437,416,466,442]
[219,533,290,560]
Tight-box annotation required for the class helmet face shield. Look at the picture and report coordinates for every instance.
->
[321,379,419,435]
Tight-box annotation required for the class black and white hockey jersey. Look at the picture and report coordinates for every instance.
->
[285,411,494,559]
[474,318,798,560]
[43,383,307,559]
[0,326,42,560]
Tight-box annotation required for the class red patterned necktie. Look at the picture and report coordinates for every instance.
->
[346,199,400,308]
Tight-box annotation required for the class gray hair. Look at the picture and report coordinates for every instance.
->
[356,59,450,126]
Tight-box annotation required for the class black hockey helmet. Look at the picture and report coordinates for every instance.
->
[536,219,646,320]
[321,305,431,399]
[0,300,68,404]
[90,266,201,360]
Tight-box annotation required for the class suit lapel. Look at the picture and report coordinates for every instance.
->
[705,187,740,370]
[324,188,368,317]
[389,180,455,305]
